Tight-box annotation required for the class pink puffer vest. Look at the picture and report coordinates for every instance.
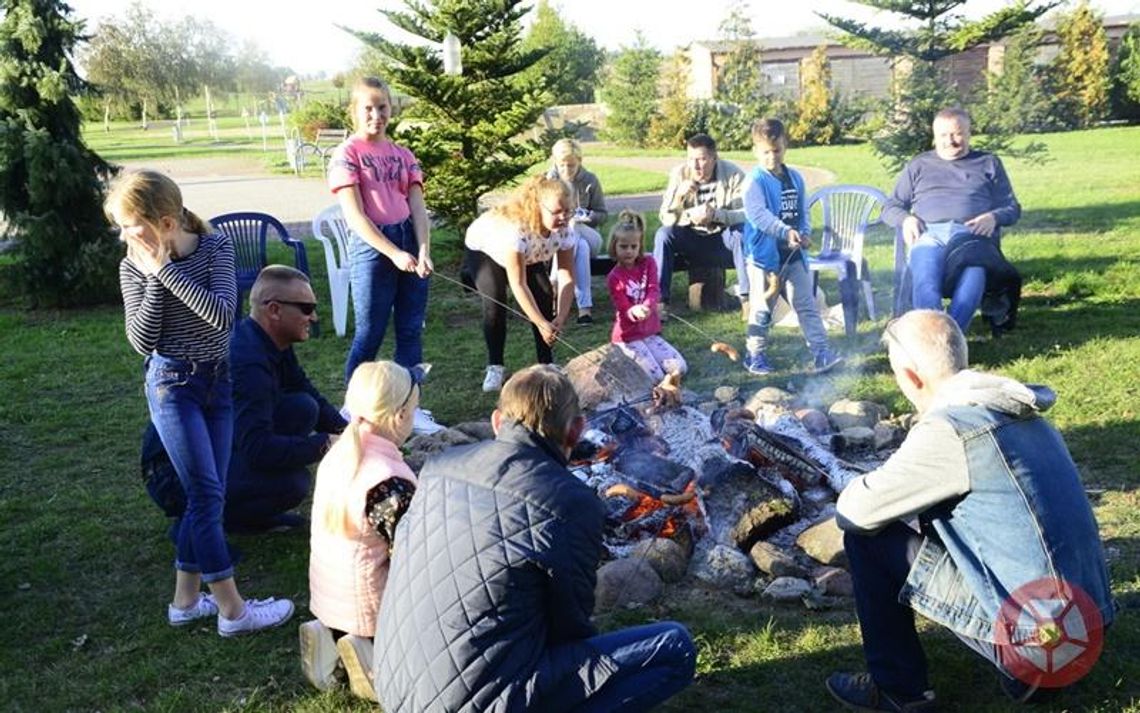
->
[308,431,415,636]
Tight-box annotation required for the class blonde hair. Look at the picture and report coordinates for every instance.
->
[498,364,580,445]
[348,76,393,133]
[493,175,571,237]
[318,361,413,532]
[607,209,646,260]
[551,138,582,161]
[104,170,210,236]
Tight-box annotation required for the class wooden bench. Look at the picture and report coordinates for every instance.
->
[295,128,349,177]
[588,254,730,311]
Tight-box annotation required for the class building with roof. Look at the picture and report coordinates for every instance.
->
[686,14,1139,103]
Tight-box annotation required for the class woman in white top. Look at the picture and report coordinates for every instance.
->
[464,175,576,391]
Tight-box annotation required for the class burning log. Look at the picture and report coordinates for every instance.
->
[718,416,830,491]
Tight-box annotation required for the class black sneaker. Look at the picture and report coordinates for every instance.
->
[826,672,937,712]
[576,313,594,325]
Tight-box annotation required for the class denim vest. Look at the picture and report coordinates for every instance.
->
[900,403,1114,643]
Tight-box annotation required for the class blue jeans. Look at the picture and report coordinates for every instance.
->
[345,219,429,384]
[909,222,987,331]
[845,523,1013,698]
[652,224,750,302]
[574,621,696,712]
[144,355,234,583]
[224,392,315,530]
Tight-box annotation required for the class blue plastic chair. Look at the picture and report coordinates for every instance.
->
[209,212,310,319]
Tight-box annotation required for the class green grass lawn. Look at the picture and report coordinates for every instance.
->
[4,127,1140,711]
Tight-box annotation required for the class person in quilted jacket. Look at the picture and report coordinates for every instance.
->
[373,364,696,712]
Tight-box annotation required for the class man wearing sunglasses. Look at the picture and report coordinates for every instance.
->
[224,266,348,533]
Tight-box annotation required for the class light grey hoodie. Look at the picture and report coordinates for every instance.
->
[837,370,1055,533]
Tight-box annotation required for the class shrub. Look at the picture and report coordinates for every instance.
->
[291,99,349,141]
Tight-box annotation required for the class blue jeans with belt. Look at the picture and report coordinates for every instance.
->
[144,355,234,582]
[345,218,430,384]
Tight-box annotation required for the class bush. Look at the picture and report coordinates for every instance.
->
[291,99,349,141]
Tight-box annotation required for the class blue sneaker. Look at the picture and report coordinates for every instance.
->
[826,672,936,712]
[745,352,774,375]
[812,348,844,374]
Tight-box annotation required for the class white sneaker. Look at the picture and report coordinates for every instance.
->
[218,597,295,637]
[168,593,218,626]
[337,634,378,701]
[482,365,505,392]
[413,407,445,435]
[299,620,340,691]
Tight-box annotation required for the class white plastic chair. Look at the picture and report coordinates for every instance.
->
[806,184,888,336]
[312,204,353,337]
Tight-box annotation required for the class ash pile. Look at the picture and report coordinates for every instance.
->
[562,345,912,611]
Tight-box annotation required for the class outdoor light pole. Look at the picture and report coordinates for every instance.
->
[443,31,463,76]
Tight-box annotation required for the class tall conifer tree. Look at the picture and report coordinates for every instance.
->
[818,0,1052,170]
[0,0,119,306]
[348,0,554,233]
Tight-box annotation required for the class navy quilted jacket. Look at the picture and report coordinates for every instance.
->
[373,421,617,713]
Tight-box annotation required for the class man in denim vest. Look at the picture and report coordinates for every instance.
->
[827,310,1113,711]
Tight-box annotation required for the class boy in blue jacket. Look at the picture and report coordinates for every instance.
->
[742,118,842,375]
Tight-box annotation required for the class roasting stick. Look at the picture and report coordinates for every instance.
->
[433,269,694,601]
[431,270,644,399]
[663,311,740,362]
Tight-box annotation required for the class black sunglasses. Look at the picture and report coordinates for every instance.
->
[400,363,431,409]
[264,299,317,315]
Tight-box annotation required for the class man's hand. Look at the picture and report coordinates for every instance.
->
[902,215,926,246]
[688,202,714,226]
[964,212,997,237]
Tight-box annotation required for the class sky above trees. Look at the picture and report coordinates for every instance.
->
[66,0,1139,76]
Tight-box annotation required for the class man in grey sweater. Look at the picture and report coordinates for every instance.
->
[882,108,1021,331]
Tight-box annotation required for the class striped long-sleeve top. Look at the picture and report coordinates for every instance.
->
[119,232,238,361]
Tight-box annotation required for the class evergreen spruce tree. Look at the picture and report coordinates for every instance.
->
[348,0,555,233]
[1110,22,1140,121]
[520,0,605,105]
[819,0,1052,171]
[1051,0,1111,128]
[707,1,767,150]
[974,23,1053,135]
[598,34,661,147]
[0,0,119,306]
[648,49,706,149]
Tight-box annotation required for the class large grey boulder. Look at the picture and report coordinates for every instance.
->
[595,558,663,611]
[796,516,848,567]
[828,399,886,431]
[564,344,655,410]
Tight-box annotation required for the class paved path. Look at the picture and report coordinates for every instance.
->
[137,155,836,237]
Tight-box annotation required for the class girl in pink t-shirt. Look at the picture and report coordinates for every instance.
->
[605,210,687,381]
[328,77,437,434]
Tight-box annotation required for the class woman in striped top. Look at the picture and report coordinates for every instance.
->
[109,170,294,637]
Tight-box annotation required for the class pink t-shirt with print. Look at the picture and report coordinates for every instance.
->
[327,137,423,226]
